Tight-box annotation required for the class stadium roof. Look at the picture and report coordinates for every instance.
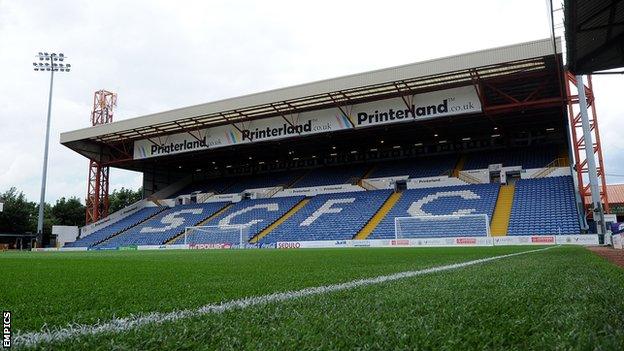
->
[564,0,624,74]
[583,184,624,205]
[61,38,562,164]
[605,184,624,204]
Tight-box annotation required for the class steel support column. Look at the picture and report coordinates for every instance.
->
[564,72,610,233]
[86,90,116,224]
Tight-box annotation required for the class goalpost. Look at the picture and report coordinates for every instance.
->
[183,225,250,248]
[394,214,490,239]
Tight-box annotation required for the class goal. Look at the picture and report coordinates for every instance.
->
[394,214,490,239]
[183,225,250,248]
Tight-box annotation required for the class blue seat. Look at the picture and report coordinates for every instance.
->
[293,164,370,187]
[172,196,305,244]
[64,207,165,248]
[463,146,558,170]
[95,203,229,248]
[507,176,581,235]
[261,190,393,243]
[369,155,457,178]
[370,183,500,239]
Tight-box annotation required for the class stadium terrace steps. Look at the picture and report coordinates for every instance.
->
[490,184,515,236]
[452,155,466,177]
[354,191,402,240]
[361,164,378,180]
[458,172,482,184]
[250,198,310,243]
[286,170,312,189]
[165,203,234,244]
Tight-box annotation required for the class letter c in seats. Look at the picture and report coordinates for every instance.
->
[407,190,480,217]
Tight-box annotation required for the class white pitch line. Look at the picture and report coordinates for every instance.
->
[13,246,556,348]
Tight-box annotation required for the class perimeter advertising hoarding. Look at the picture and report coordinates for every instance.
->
[133,86,481,160]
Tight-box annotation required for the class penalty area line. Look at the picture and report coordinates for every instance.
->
[14,245,557,348]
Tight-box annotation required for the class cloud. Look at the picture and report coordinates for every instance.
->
[1,0,622,205]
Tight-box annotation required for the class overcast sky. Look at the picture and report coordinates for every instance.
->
[0,0,622,204]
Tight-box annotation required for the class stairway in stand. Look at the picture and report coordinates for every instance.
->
[490,184,515,236]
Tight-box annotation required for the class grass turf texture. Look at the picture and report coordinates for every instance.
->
[3,246,624,349]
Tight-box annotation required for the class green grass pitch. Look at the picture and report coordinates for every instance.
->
[1,246,624,350]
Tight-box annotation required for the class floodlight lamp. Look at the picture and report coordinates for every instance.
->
[33,63,37,66]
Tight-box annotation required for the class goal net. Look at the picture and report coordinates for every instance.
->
[394,214,490,239]
[183,225,250,248]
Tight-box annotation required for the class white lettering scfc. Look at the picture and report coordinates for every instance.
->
[300,198,355,226]
[407,191,480,217]
[140,209,204,233]
[218,204,279,227]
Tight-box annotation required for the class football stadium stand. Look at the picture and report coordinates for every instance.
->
[95,203,229,248]
[507,176,580,235]
[59,39,605,248]
[260,190,393,243]
[65,207,165,248]
[64,148,586,249]
[368,183,500,239]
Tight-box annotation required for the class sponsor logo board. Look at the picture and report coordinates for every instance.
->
[530,236,555,244]
[456,237,477,245]
[390,239,410,246]
[555,234,599,246]
[133,87,481,159]
[277,242,301,249]
[189,243,232,250]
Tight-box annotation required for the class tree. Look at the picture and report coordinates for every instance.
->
[109,187,143,213]
[0,187,37,234]
[52,197,86,227]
